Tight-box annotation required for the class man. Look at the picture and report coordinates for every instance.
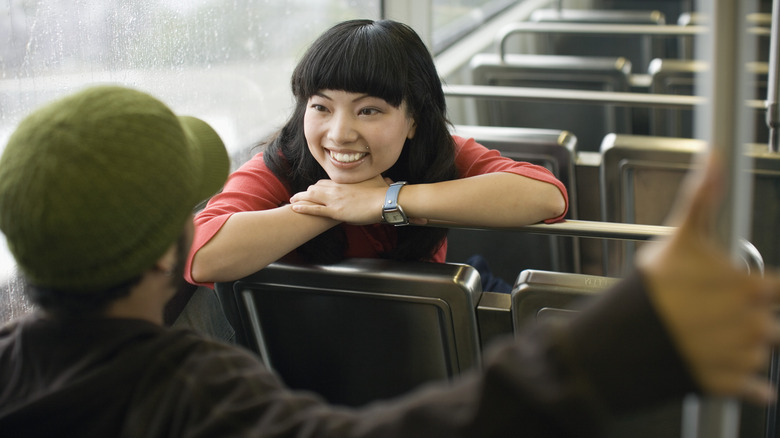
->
[0,85,778,437]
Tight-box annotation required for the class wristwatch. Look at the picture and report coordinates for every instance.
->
[381,181,409,226]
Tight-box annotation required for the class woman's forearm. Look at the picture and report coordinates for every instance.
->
[400,172,566,227]
[190,205,339,283]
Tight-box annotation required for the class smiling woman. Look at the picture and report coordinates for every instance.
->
[185,19,568,287]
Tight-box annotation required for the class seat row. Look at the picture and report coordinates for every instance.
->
[454,5,773,153]
[448,125,779,277]
[523,6,772,69]
[468,50,770,150]
[214,258,614,405]
[214,255,772,437]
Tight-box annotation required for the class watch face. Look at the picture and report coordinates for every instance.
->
[384,210,406,224]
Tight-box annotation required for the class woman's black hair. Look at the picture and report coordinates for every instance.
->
[265,19,458,263]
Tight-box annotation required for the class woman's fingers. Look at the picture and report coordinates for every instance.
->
[289,178,390,224]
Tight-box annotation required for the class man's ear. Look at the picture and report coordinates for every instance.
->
[152,242,178,277]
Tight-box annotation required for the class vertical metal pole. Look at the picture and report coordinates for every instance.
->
[764,2,780,436]
[683,0,755,436]
[766,0,780,152]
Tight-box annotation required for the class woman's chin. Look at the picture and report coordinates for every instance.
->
[324,169,375,185]
[328,175,370,184]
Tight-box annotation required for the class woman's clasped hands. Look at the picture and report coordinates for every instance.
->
[290,176,427,225]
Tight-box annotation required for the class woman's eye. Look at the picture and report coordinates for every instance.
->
[359,108,380,116]
[311,104,328,112]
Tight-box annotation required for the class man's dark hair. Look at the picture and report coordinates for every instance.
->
[26,230,190,318]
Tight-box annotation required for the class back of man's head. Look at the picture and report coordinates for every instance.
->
[0,86,229,298]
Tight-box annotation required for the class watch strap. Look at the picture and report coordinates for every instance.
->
[382,181,408,225]
[384,181,407,211]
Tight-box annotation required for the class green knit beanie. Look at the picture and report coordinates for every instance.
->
[0,86,230,293]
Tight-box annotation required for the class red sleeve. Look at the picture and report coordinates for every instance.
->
[184,152,291,286]
[453,135,569,223]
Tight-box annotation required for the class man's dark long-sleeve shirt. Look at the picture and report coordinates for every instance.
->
[0,271,697,437]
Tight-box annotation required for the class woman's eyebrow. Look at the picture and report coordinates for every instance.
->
[351,94,374,103]
[312,91,377,103]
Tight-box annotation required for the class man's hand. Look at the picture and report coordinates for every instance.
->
[637,154,780,405]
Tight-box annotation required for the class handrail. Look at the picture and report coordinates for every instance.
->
[426,219,764,274]
[427,218,672,241]
[497,22,706,61]
[443,84,705,108]
[443,84,766,111]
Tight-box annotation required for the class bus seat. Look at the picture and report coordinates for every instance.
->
[447,125,580,285]
[600,134,779,275]
[647,58,706,138]
[510,268,618,330]
[600,133,701,277]
[647,58,768,142]
[529,8,669,73]
[675,11,702,59]
[511,268,684,438]
[749,148,780,269]
[592,0,693,25]
[469,53,632,152]
[746,13,772,63]
[214,258,482,407]
[475,291,512,348]
[678,11,771,63]
[474,219,676,347]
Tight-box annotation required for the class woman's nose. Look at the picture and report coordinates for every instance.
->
[327,111,359,144]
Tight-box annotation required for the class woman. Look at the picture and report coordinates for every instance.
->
[186,19,568,288]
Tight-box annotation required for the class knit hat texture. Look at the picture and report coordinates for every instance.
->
[0,86,229,293]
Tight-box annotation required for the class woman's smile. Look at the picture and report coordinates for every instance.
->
[328,148,368,165]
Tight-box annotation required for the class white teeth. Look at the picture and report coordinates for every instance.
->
[329,150,366,163]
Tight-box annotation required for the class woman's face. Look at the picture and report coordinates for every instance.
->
[303,89,416,184]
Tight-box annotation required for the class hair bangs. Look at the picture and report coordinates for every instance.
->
[293,21,408,107]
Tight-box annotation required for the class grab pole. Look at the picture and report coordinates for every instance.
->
[683,0,756,437]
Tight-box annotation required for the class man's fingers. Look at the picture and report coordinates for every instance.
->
[765,272,780,306]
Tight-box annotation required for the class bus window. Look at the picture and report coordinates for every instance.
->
[0,0,380,283]
[432,0,516,53]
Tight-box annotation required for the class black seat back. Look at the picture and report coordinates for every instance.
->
[600,134,780,274]
[648,58,768,143]
[511,268,684,438]
[215,258,482,407]
[529,8,669,73]
[469,53,632,152]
